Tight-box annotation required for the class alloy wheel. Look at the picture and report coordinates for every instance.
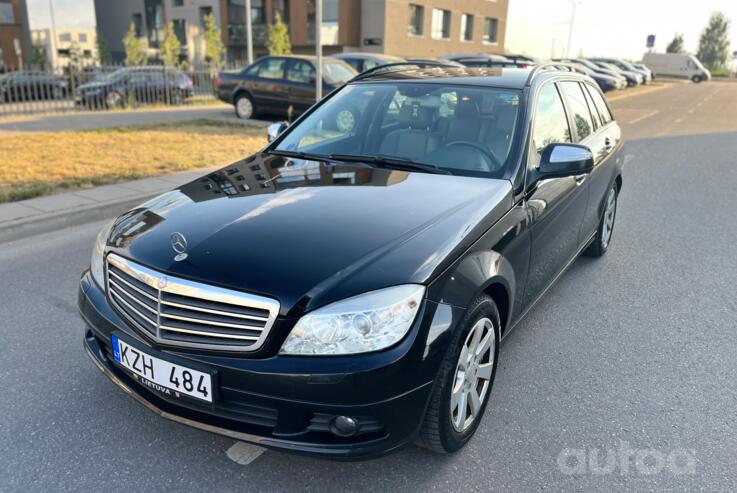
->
[236,97,253,119]
[601,188,617,249]
[450,317,495,432]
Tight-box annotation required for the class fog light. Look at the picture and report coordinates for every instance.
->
[330,415,358,437]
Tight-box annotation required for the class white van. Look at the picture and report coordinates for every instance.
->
[642,53,711,82]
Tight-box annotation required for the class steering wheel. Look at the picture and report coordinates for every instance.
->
[446,141,502,172]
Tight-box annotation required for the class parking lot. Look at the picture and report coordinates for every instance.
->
[1,81,737,491]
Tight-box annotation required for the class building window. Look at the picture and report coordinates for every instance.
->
[78,32,88,43]
[58,32,72,42]
[431,9,450,40]
[172,0,183,6]
[132,13,144,37]
[145,0,164,48]
[198,6,212,28]
[306,0,337,44]
[408,4,423,36]
[0,3,15,24]
[275,0,289,23]
[173,19,187,45]
[483,17,498,44]
[460,13,473,41]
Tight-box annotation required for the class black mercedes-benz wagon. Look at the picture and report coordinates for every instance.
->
[79,63,623,459]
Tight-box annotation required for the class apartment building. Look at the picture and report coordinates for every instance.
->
[0,0,31,70]
[94,0,507,64]
[31,29,98,70]
[95,0,221,63]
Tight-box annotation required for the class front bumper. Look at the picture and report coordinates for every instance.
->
[79,272,459,459]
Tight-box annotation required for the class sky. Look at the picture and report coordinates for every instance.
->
[506,0,737,60]
[26,0,737,62]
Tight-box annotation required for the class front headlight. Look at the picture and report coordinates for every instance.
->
[90,219,115,287]
[280,284,425,355]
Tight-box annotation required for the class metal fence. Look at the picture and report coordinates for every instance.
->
[0,62,247,118]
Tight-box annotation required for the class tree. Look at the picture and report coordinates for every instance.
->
[31,41,47,69]
[160,21,182,67]
[697,12,731,70]
[68,40,84,70]
[266,12,292,55]
[203,12,224,69]
[666,34,684,54]
[123,23,147,66]
[96,30,112,65]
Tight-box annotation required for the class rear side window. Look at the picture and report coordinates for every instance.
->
[584,84,612,125]
[286,59,315,83]
[256,58,285,80]
[531,83,572,163]
[559,81,594,140]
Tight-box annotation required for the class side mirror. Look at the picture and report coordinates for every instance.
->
[538,143,594,179]
[267,121,288,143]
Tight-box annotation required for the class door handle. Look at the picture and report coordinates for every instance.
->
[575,174,587,186]
[604,137,613,151]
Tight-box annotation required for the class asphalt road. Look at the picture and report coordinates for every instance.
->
[2,81,737,491]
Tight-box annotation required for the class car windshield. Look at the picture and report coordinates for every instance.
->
[274,82,521,178]
[323,61,356,85]
[105,69,129,83]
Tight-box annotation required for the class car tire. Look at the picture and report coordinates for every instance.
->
[584,184,618,257]
[106,91,124,109]
[691,75,703,83]
[418,294,500,454]
[235,94,255,119]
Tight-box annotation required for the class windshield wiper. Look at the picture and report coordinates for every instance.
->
[268,149,328,161]
[327,154,451,175]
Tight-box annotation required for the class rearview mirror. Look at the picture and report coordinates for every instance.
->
[538,143,594,179]
[267,122,288,143]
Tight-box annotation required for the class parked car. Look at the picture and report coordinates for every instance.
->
[74,66,194,109]
[590,58,650,84]
[215,55,357,119]
[503,53,542,67]
[406,57,464,68]
[332,53,406,73]
[552,59,625,91]
[0,70,68,102]
[588,60,643,86]
[631,63,654,81]
[80,63,623,459]
[440,53,515,67]
[570,58,628,87]
[642,53,711,82]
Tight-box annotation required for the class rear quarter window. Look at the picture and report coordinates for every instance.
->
[584,84,613,125]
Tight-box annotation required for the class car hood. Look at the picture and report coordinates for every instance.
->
[107,154,512,316]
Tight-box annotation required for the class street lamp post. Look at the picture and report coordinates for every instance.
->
[48,0,58,70]
[245,0,253,65]
[565,0,578,59]
[315,0,322,101]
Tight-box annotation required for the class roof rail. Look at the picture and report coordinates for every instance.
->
[349,61,461,82]
[524,62,579,86]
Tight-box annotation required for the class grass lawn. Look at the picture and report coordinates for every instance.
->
[0,119,267,203]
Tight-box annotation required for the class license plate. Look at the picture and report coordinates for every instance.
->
[111,334,214,403]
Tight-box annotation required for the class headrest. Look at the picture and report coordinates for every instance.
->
[454,98,480,119]
[398,101,437,127]
[495,103,517,131]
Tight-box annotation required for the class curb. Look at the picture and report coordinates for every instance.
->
[0,193,155,244]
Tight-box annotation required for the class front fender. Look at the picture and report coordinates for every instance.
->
[427,203,530,332]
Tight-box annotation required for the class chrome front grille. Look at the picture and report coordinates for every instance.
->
[106,253,279,352]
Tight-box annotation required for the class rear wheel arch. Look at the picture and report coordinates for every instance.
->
[233,88,254,104]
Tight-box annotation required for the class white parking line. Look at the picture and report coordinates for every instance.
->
[226,441,267,465]
[627,110,659,124]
